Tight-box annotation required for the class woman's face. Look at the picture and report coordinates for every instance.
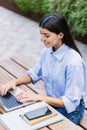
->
[40,28,63,50]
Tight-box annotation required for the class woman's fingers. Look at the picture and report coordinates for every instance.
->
[16,89,40,103]
[16,92,24,102]
[16,91,34,102]
[0,85,7,96]
[0,83,16,96]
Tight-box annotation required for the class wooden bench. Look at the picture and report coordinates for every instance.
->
[0,53,86,130]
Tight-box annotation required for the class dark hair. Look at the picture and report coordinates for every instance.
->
[39,13,81,56]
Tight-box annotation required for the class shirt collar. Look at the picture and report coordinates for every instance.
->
[50,44,69,61]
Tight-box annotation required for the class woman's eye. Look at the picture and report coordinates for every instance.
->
[45,35,50,38]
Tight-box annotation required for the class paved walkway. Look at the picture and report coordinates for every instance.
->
[0,6,87,65]
[0,6,43,60]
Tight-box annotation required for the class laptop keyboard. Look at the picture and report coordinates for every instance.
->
[0,91,23,109]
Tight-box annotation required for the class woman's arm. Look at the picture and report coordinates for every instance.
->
[0,75,32,96]
[14,75,32,86]
[37,94,64,107]
[17,91,65,108]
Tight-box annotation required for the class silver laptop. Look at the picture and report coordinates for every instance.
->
[0,87,34,112]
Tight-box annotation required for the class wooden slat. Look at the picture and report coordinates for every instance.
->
[48,117,84,130]
[0,58,27,78]
[11,53,37,69]
[79,110,87,130]
[0,67,15,84]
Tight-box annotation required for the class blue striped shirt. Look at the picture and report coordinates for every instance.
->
[27,44,87,113]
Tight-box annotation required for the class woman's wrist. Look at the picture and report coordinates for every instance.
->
[11,79,19,86]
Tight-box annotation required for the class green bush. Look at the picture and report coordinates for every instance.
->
[13,0,41,13]
[13,0,87,36]
[52,0,87,36]
[40,0,54,14]
[13,0,53,13]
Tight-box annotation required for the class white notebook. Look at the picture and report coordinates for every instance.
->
[0,101,64,130]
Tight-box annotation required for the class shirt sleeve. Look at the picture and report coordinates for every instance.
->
[27,57,42,84]
[61,63,87,113]
[27,49,46,84]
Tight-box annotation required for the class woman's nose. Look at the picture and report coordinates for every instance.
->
[40,35,46,42]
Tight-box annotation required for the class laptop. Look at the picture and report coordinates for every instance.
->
[0,87,34,112]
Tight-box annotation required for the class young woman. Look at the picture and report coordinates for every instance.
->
[0,13,87,124]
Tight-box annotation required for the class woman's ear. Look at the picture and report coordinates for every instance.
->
[58,32,64,39]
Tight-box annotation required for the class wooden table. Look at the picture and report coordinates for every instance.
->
[0,53,87,130]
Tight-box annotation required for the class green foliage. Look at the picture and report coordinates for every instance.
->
[13,0,87,36]
[40,0,54,14]
[52,0,87,36]
[13,0,54,14]
[14,0,41,13]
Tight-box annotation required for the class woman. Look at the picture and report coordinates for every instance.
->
[0,13,87,124]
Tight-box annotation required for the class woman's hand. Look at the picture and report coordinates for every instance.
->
[0,75,32,97]
[0,80,16,96]
[17,90,40,103]
[17,90,64,108]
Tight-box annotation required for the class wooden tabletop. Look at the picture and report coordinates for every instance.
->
[0,53,86,130]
